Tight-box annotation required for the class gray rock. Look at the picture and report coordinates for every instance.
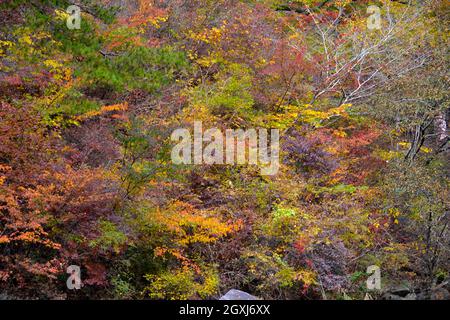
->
[219,289,259,300]
[382,292,416,300]
[0,292,17,300]
[404,293,417,300]
[389,285,411,297]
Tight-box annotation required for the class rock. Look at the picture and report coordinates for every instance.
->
[0,293,9,300]
[382,293,402,300]
[404,293,417,300]
[382,284,415,300]
[364,293,373,300]
[415,291,430,300]
[219,289,259,300]
[382,292,416,300]
[389,285,411,297]
[0,292,17,300]
[382,283,413,300]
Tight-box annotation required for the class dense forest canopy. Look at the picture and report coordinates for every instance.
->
[0,0,448,300]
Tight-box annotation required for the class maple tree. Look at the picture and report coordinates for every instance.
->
[0,0,448,300]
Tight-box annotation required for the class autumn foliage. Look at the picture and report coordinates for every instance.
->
[0,0,448,300]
